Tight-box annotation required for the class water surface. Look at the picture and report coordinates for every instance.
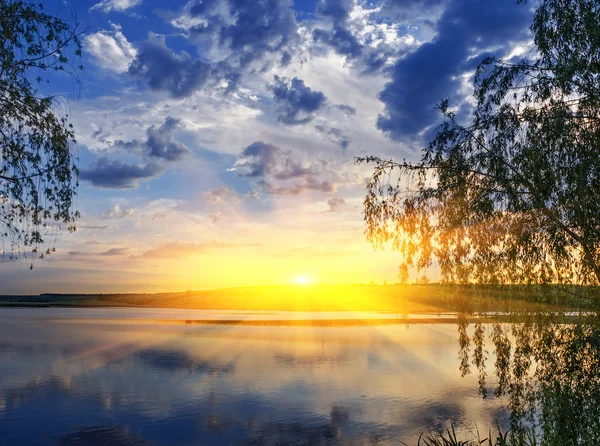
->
[0,308,507,445]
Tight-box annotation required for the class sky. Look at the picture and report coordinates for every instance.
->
[0,0,535,293]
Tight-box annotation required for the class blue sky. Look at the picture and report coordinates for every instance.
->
[0,0,535,293]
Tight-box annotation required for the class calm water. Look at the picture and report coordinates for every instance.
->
[0,308,508,445]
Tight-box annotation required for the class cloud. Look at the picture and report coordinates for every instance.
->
[234,141,280,178]
[138,0,299,95]
[311,0,395,72]
[234,141,345,195]
[334,104,356,115]
[315,0,354,21]
[204,187,239,204]
[326,196,346,212]
[141,240,255,259]
[313,0,359,59]
[68,248,129,257]
[80,158,163,189]
[129,33,213,98]
[256,178,336,195]
[146,117,189,161]
[99,248,129,256]
[209,212,222,223]
[82,117,189,189]
[314,123,351,149]
[376,0,532,141]
[269,76,327,125]
[102,204,134,219]
[185,0,299,68]
[90,0,142,13]
[313,26,362,60]
[100,117,190,161]
[85,24,137,73]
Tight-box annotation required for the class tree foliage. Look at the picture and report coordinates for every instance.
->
[459,314,600,444]
[0,0,81,266]
[359,0,600,288]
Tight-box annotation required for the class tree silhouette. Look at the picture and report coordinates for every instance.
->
[359,0,600,289]
[0,1,81,266]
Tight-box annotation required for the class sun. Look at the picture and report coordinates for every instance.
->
[294,276,313,285]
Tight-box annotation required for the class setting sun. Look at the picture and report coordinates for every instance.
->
[294,276,313,285]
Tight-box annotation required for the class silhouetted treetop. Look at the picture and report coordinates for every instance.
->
[359,0,600,289]
[0,0,81,266]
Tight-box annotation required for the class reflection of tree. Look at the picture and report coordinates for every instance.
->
[458,314,600,444]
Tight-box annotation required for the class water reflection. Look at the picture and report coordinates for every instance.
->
[458,312,600,444]
[0,308,505,445]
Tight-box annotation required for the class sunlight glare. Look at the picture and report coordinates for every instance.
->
[295,276,313,285]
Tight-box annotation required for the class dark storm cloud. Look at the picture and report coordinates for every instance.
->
[133,0,299,96]
[128,34,213,98]
[315,0,353,20]
[80,158,163,189]
[376,0,532,141]
[313,25,362,59]
[188,0,299,67]
[112,138,144,153]
[381,0,446,16]
[315,123,351,149]
[234,141,344,195]
[312,0,362,61]
[235,141,280,177]
[335,104,356,115]
[269,76,327,125]
[312,0,393,71]
[146,117,189,161]
[236,141,326,181]
[82,117,189,189]
[107,117,189,161]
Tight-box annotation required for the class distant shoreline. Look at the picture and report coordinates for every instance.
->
[1,284,597,314]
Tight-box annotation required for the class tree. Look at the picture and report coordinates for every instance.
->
[0,1,81,266]
[458,313,600,444]
[359,0,600,289]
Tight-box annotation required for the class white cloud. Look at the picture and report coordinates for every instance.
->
[102,204,134,219]
[85,24,137,73]
[90,0,142,13]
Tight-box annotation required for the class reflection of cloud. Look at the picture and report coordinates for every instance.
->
[243,404,354,445]
[275,353,350,368]
[58,425,149,446]
[135,349,234,375]
[0,317,509,445]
